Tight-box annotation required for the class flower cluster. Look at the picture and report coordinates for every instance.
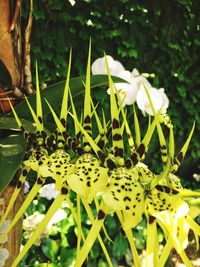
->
[0,48,199,267]
[92,55,169,116]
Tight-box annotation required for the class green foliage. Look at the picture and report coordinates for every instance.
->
[0,131,26,191]
[20,193,135,266]
[21,0,200,176]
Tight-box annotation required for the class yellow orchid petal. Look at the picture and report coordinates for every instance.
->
[39,149,74,191]
[24,146,49,171]
[103,167,144,229]
[146,189,190,252]
[67,153,108,202]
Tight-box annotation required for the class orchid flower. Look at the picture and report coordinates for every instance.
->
[2,48,199,267]
[72,55,158,267]
[91,55,125,76]
[136,87,169,116]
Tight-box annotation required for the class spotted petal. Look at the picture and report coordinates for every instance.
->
[39,149,75,191]
[103,167,144,229]
[24,147,49,172]
[145,188,190,252]
[67,153,108,202]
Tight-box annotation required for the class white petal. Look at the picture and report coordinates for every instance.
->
[131,68,140,77]
[39,183,59,200]
[91,55,125,75]
[136,87,166,116]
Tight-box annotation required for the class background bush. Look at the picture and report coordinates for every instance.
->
[17,1,200,265]
[22,0,200,182]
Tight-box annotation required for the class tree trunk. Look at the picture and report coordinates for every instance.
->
[0,186,24,267]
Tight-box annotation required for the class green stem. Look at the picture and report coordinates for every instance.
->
[74,201,109,267]
[11,194,66,267]
[82,198,113,267]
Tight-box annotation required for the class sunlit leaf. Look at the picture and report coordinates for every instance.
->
[13,75,126,120]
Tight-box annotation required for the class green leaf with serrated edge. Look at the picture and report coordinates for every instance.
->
[13,75,127,121]
[0,132,26,192]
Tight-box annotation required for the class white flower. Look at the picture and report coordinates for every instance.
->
[23,213,46,232]
[23,213,49,246]
[48,209,67,226]
[130,68,152,90]
[39,183,59,200]
[0,220,10,244]
[0,248,9,267]
[107,82,138,107]
[91,55,125,76]
[23,209,67,246]
[106,66,153,107]
[136,87,169,116]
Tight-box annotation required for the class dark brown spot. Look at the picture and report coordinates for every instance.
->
[97,151,106,163]
[124,196,131,201]
[98,209,106,220]
[84,125,92,131]
[161,145,166,150]
[115,148,124,158]
[106,159,116,170]
[60,118,66,127]
[163,186,170,193]
[137,143,145,157]
[84,115,90,124]
[61,187,68,194]
[172,189,179,194]
[38,116,43,124]
[22,169,28,176]
[149,216,155,224]
[112,119,119,129]
[87,181,91,187]
[130,153,138,165]
[62,131,69,140]
[113,134,122,141]
[17,180,22,188]
[176,152,183,162]
[37,178,43,184]
[156,185,163,192]
[125,159,132,169]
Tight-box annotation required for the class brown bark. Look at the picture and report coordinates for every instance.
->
[0,185,24,267]
[0,0,21,87]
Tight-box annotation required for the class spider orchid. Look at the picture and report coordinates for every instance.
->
[0,64,50,243]
[141,88,200,267]
[69,55,158,267]
[144,122,200,267]
[1,47,199,267]
[10,45,113,267]
[9,52,85,267]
